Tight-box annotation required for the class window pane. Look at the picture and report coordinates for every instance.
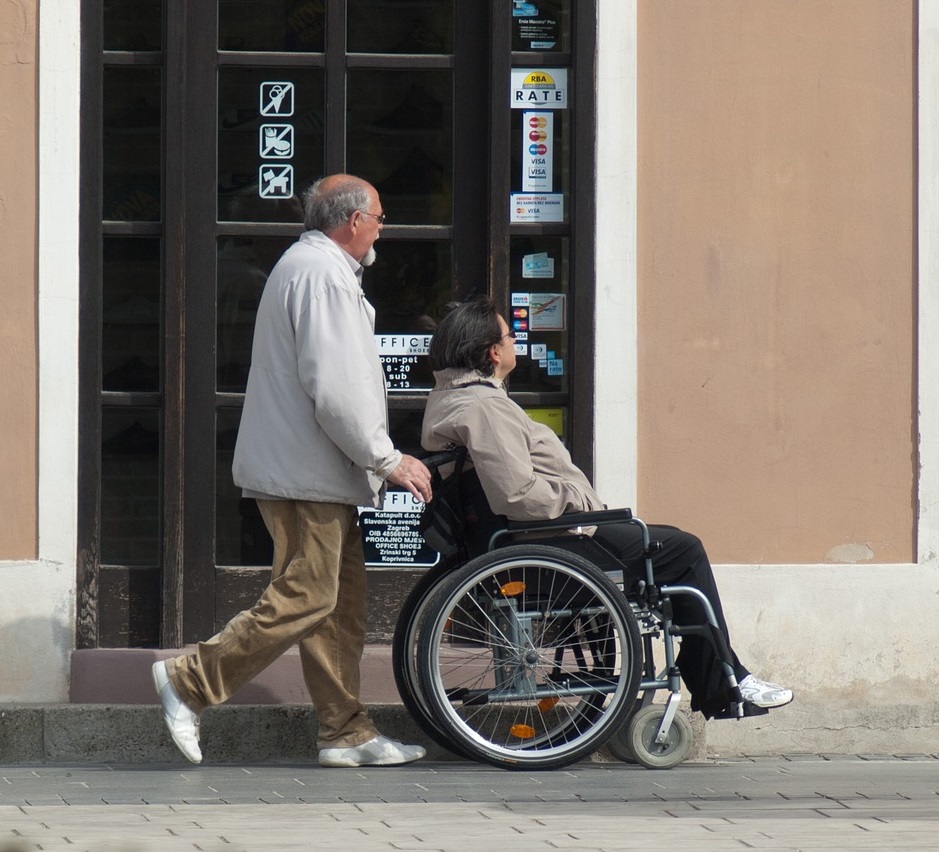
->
[104,0,162,51]
[363,239,452,393]
[348,70,452,226]
[102,237,161,393]
[218,68,324,223]
[219,0,325,52]
[217,235,294,392]
[507,236,569,394]
[101,408,161,565]
[388,410,426,458]
[511,0,571,52]
[347,0,453,54]
[103,68,162,222]
[216,408,274,566]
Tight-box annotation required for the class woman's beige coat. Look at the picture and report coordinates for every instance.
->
[421,368,604,521]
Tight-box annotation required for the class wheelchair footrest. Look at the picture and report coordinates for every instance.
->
[710,702,770,721]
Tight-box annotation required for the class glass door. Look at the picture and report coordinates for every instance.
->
[78,0,594,649]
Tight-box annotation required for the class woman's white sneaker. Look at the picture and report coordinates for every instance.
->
[739,674,794,709]
[318,735,426,767]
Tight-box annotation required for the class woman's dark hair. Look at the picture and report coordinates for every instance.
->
[428,298,503,375]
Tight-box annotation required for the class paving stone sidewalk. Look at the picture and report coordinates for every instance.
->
[2,755,939,851]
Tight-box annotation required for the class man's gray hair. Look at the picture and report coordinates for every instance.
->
[302,177,370,232]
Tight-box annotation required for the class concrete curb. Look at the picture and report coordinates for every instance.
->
[0,704,706,765]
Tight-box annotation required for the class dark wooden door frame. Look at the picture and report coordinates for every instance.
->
[77,0,598,650]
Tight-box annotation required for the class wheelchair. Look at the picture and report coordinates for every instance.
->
[392,448,759,771]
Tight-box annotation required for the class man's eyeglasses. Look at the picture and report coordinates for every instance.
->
[501,331,517,341]
[358,210,386,225]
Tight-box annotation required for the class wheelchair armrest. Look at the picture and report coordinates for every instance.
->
[478,507,632,550]
[505,508,633,534]
[488,508,634,551]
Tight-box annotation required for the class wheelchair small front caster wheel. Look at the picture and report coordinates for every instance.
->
[618,704,693,770]
[607,700,644,763]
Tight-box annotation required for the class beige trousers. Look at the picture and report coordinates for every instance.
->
[167,499,378,749]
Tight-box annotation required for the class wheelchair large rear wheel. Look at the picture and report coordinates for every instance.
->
[416,544,642,769]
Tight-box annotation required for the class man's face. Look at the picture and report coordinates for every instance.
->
[350,188,384,265]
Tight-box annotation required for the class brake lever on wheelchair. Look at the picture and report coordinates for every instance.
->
[637,579,660,608]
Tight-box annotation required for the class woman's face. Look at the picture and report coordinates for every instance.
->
[491,315,518,380]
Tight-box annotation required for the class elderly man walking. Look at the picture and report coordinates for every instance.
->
[151,174,432,768]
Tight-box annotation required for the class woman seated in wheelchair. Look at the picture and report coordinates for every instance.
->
[420,297,793,720]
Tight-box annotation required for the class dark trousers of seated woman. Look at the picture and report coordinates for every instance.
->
[592,523,750,719]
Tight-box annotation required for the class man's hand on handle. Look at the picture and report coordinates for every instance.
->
[386,455,433,503]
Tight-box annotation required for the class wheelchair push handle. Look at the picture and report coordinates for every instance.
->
[416,446,467,474]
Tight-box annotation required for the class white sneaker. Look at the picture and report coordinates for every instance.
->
[151,661,202,764]
[318,734,426,768]
[739,674,794,709]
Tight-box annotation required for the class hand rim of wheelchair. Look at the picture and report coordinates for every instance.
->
[415,544,642,770]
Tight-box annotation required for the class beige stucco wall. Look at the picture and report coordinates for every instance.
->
[637,0,915,564]
[0,0,38,560]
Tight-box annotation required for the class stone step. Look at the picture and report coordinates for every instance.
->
[69,646,400,706]
[0,703,458,765]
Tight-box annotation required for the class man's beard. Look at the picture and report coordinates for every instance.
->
[361,246,377,267]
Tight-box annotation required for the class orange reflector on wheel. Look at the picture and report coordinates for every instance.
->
[509,724,536,739]
[500,581,526,596]
[537,697,559,712]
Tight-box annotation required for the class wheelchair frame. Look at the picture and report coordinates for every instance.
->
[392,449,754,771]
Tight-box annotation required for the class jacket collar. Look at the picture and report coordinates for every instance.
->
[432,368,504,391]
[300,229,363,278]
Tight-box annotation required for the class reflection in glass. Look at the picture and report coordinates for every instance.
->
[216,408,274,566]
[507,236,569,394]
[348,0,453,54]
[218,68,324,223]
[101,408,160,565]
[348,70,452,226]
[388,409,426,457]
[363,240,452,393]
[511,0,570,52]
[102,237,161,393]
[103,68,162,222]
[219,0,325,52]
[104,0,162,51]
[217,236,294,392]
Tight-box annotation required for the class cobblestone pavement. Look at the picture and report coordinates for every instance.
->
[2,755,939,850]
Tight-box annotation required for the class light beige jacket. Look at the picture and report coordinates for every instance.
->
[421,368,605,521]
[233,231,399,508]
